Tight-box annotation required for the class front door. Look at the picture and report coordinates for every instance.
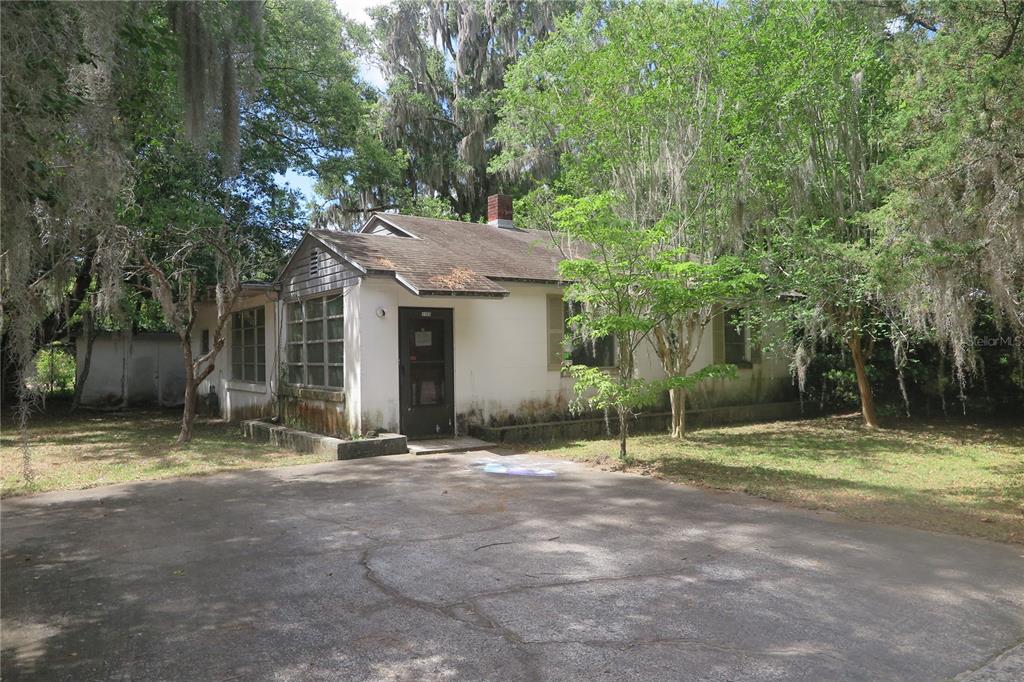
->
[399,307,454,437]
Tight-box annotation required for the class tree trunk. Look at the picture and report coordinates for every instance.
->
[848,333,880,429]
[617,407,629,462]
[178,380,197,445]
[71,312,97,412]
[669,387,687,438]
[177,338,197,445]
[1,332,18,406]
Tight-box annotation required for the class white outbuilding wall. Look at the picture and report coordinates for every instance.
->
[75,332,186,407]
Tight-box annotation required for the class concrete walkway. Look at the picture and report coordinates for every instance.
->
[2,452,1022,680]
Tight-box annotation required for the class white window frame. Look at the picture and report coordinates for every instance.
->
[286,293,344,389]
[231,307,266,383]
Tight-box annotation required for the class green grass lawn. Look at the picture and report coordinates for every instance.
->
[515,415,1024,544]
[1,408,332,497]
[4,409,1021,544]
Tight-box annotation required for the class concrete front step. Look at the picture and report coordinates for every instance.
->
[242,420,408,460]
[406,436,496,456]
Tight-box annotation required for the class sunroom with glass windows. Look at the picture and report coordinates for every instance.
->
[285,293,344,389]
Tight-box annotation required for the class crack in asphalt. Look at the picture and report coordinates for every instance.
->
[953,638,1024,680]
[357,546,543,679]
[357,542,850,675]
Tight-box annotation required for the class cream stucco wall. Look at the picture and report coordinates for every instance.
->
[195,291,279,421]
[354,275,666,434]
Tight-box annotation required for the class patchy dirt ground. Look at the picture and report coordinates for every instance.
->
[1,408,330,496]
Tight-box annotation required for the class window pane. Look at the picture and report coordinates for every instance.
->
[724,309,749,364]
[327,317,344,340]
[232,362,242,381]
[288,322,303,343]
[306,342,324,364]
[307,365,324,386]
[305,319,323,341]
[243,327,255,348]
[232,326,242,347]
[304,298,323,320]
[244,345,255,364]
[289,301,303,321]
[244,363,255,382]
[256,307,265,326]
[407,320,444,362]
[257,365,266,383]
[328,342,343,364]
[326,295,343,317]
[257,345,265,364]
[564,301,582,331]
[411,364,445,406]
[328,365,343,387]
[288,364,304,384]
[287,344,302,363]
[570,340,589,366]
[595,336,615,367]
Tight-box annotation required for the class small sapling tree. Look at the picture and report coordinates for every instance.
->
[648,245,764,438]
[555,195,742,462]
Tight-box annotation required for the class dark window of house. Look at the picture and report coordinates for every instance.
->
[200,329,210,356]
[286,293,343,388]
[724,309,751,365]
[565,301,616,368]
[231,306,266,382]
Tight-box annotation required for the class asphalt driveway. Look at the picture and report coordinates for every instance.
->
[2,452,1022,681]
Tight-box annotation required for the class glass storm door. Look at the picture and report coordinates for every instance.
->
[398,307,454,437]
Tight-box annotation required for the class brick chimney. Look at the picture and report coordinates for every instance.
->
[487,194,514,229]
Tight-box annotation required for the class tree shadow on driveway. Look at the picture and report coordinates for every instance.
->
[2,455,1023,680]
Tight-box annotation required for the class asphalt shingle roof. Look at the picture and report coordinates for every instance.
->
[311,213,566,297]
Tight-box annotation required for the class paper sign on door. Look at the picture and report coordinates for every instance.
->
[414,330,432,347]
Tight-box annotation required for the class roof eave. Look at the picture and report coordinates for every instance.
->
[392,272,509,299]
[417,290,509,299]
[486,276,567,285]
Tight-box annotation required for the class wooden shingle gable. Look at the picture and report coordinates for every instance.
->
[276,233,362,302]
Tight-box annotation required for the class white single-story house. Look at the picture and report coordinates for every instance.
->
[195,195,792,437]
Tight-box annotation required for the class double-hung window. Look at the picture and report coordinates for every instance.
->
[287,294,344,388]
[231,307,266,382]
[546,296,616,370]
[723,309,753,366]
